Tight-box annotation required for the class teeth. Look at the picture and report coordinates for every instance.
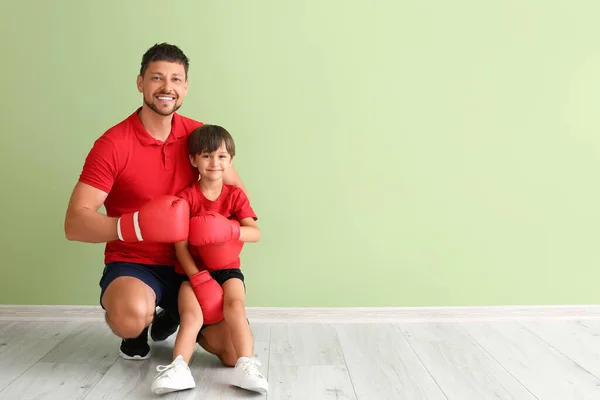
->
[157,96,174,100]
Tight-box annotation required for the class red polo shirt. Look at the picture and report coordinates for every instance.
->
[79,108,202,266]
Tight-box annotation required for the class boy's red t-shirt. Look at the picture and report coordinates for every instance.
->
[175,182,257,274]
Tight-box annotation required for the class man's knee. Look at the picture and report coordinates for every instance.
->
[102,277,156,338]
[105,311,149,338]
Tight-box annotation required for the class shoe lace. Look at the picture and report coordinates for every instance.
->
[239,358,264,379]
[155,360,184,379]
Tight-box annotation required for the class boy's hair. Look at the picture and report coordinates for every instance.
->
[140,43,189,78]
[188,125,236,157]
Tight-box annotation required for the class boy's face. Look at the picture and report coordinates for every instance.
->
[190,142,233,181]
[137,61,188,116]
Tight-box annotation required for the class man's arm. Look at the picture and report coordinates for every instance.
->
[223,167,248,196]
[175,241,201,277]
[64,182,118,243]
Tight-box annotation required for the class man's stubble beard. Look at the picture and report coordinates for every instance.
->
[144,96,182,117]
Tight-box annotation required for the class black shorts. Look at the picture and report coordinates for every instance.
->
[99,262,185,320]
[180,268,245,287]
[209,268,245,288]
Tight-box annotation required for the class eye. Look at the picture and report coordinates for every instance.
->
[174,78,181,82]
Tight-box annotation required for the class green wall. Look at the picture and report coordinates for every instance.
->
[1,1,599,307]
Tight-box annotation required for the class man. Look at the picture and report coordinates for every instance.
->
[64,43,248,371]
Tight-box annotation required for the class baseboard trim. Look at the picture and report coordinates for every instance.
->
[1,305,600,323]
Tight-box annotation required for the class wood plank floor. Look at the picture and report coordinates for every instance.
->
[2,320,600,399]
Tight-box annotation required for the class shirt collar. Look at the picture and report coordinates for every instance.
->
[129,107,185,146]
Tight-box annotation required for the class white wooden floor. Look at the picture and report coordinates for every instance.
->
[2,320,600,399]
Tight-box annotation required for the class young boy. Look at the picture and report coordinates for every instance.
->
[150,125,268,395]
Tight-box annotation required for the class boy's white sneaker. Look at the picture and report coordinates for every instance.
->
[151,355,196,395]
[231,357,269,393]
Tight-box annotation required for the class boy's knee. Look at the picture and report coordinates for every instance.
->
[180,309,204,329]
[224,299,245,314]
[219,351,238,367]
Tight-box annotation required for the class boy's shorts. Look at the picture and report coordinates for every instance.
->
[99,262,186,321]
[179,268,245,288]
[209,268,245,288]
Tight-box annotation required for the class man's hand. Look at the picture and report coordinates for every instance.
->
[118,196,190,242]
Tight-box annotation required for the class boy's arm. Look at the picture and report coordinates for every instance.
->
[239,218,260,243]
[175,241,201,276]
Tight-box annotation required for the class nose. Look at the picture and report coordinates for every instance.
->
[161,79,172,93]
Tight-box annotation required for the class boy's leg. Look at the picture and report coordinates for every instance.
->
[151,280,199,395]
[197,323,268,393]
[204,269,267,393]
[173,281,204,363]
[222,278,253,357]
[195,268,244,366]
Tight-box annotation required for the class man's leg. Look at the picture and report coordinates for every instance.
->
[150,269,187,342]
[102,276,156,338]
[101,276,156,359]
[99,262,164,360]
[150,308,180,341]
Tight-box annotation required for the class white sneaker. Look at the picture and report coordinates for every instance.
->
[151,355,196,395]
[231,357,269,393]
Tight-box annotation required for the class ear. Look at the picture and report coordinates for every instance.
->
[189,154,198,168]
[136,74,143,93]
[229,155,234,165]
[184,79,188,96]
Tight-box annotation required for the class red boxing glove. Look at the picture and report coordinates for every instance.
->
[117,196,189,243]
[189,271,224,325]
[199,240,244,270]
[189,211,240,246]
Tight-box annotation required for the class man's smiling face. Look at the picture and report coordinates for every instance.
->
[137,60,188,116]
